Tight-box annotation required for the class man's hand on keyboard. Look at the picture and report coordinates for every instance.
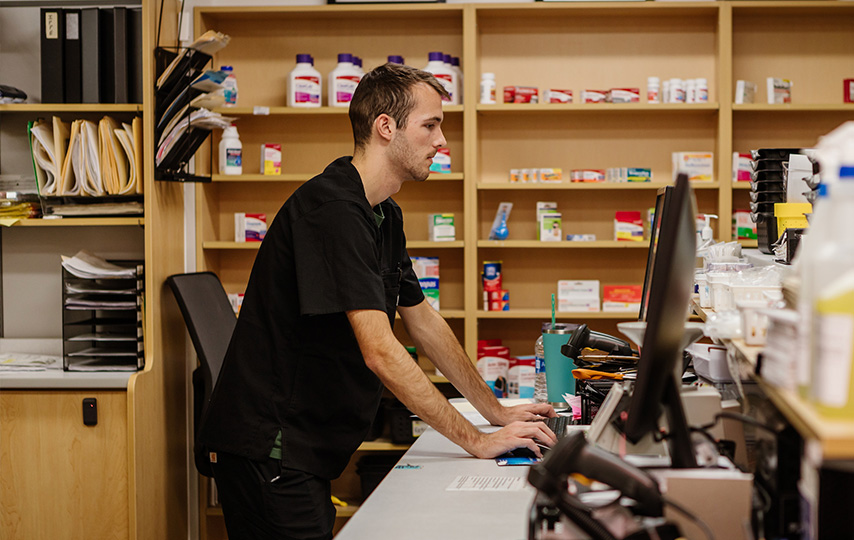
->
[469,421,558,459]
[491,402,557,427]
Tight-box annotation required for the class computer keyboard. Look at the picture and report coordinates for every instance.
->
[545,415,572,440]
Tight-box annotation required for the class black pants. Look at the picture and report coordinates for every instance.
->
[211,452,335,540]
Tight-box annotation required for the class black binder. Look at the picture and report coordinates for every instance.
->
[40,7,65,103]
[107,7,129,104]
[80,7,101,103]
[98,8,116,103]
[128,8,144,104]
[63,9,82,103]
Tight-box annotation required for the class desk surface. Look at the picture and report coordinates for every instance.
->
[0,370,132,389]
[336,417,536,540]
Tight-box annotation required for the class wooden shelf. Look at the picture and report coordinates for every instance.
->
[478,240,648,249]
[213,105,464,115]
[732,183,752,190]
[479,310,637,320]
[12,217,144,227]
[357,439,410,452]
[0,103,142,113]
[733,104,854,112]
[477,182,720,190]
[212,172,463,182]
[407,240,464,249]
[477,102,719,113]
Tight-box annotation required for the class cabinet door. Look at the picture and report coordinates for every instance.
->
[0,390,129,539]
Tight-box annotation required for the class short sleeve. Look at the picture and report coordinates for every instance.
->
[292,200,386,315]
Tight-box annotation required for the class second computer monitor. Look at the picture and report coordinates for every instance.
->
[623,173,697,468]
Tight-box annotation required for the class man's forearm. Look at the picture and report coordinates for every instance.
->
[347,309,488,456]
[400,304,507,426]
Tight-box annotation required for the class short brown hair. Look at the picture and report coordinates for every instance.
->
[349,63,449,152]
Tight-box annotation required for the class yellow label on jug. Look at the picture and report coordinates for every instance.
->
[814,285,854,417]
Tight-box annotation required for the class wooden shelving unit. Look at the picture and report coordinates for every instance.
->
[191,2,854,535]
[0,1,189,538]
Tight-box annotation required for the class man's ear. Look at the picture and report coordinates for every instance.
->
[374,113,395,143]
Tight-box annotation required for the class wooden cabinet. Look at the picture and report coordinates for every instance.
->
[191,2,854,535]
[0,391,129,539]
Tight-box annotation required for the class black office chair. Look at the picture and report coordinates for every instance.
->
[166,271,237,477]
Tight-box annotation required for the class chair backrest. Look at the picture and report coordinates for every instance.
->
[166,271,237,476]
[167,271,236,392]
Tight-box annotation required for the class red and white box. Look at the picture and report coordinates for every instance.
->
[234,213,267,242]
[602,285,642,313]
[582,90,607,103]
[845,79,854,103]
[504,86,539,103]
[545,89,573,103]
[608,88,640,103]
[570,169,606,183]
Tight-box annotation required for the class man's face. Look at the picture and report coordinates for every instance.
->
[388,83,446,182]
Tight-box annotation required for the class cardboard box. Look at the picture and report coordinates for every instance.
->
[539,212,562,242]
[234,213,267,242]
[536,201,558,240]
[673,151,714,182]
[614,211,644,242]
[558,280,600,312]
[261,144,281,175]
[428,213,455,241]
[602,285,642,313]
[429,147,451,174]
[412,256,440,310]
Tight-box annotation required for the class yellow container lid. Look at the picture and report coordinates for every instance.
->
[774,202,812,218]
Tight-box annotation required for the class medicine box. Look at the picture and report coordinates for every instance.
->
[428,213,455,241]
[558,279,600,312]
[672,152,714,182]
[536,201,558,240]
[582,90,607,103]
[412,256,440,310]
[539,212,562,242]
[766,77,792,104]
[608,88,640,103]
[429,148,451,174]
[261,144,282,175]
[734,80,756,105]
[602,285,642,313]
[732,152,752,182]
[614,211,644,242]
[234,213,267,242]
[227,293,244,315]
[545,89,573,103]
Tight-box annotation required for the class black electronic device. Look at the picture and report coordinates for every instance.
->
[529,431,664,517]
[639,185,673,322]
[561,323,637,365]
[621,174,697,468]
[82,397,98,426]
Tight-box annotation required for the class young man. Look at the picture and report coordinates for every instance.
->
[199,63,557,540]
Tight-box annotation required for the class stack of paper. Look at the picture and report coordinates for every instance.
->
[29,116,143,197]
[61,250,139,279]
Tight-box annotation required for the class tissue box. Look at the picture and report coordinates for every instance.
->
[234,213,267,242]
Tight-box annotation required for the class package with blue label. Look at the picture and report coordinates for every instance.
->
[234,213,267,242]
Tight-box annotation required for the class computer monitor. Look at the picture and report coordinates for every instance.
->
[623,173,697,468]
[638,185,673,322]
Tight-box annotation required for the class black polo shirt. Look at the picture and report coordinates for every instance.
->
[199,156,424,480]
